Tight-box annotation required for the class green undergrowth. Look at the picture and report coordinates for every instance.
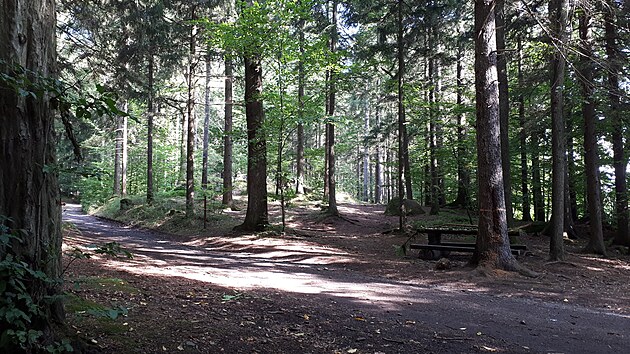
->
[72,277,138,294]
[92,194,238,236]
[65,276,136,345]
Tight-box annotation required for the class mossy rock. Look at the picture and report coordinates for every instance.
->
[385,197,425,216]
[521,221,547,234]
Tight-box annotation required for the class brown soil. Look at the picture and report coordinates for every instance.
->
[61,201,630,354]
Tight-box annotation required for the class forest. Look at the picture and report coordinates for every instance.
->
[1,0,629,352]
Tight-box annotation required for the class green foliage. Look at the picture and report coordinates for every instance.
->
[86,306,128,320]
[0,60,126,122]
[0,222,72,353]
[63,241,133,280]
[92,242,133,259]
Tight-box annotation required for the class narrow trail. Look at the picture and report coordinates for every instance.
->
[63,204,628,353]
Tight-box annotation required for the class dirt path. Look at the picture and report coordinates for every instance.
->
[62,204,628,354]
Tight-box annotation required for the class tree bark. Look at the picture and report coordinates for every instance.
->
[147,56,154,203]
[179,109,187,186]
[397,0,406,228]
[0,0,65,345]
[403,124,412,201]
[517,36,532,222]
[605,0,630,246]
[222,57,234,206]
[374,94,383,204]
[453,42,470,208]
[202,54,211,191]
[121,108,128,197]
[237,54,269,231]
[363,103,370,202]
[323,71,330,201]
[295,15,306,195]
[428,55,439,215]
[496,0,513,226]
[185,6,197,217]
[114,113,123,196]
[473,0,521,272]
[548,0,570,261]
[578,7,606,255]
[326,0,339,216]
[566,105,578,220]
[531,127,545,222]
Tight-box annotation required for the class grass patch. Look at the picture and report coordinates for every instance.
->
[72,276,138,294]
[92,194,237,235]
[65,293,106,314]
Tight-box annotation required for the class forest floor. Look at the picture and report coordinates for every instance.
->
[61,198,630,354]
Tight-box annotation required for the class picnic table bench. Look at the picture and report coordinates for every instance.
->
[409,227,527,260]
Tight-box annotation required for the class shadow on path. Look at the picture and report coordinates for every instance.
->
[63,204,628,354]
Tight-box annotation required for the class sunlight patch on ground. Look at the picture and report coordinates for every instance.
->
[103,259,429,309]
[581,256,630,272]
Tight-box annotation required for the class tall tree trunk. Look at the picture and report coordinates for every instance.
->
[605,0,630,246]
[237,53,268,230]
[496,0,513,226]
[566,105,578,220]
[180,109,187,185]
[326,0,339,216]
[147,57,154,203]
[428,55,439,215]
[296,14,306,195]
[323,71,330,200]
[274,50,286,198]
[374,93,383,204]
[549,0,570,260]
[185,6,197,217]
[531,127,545,221]
[0,0,65,345]
[121,109,128,197]
[386,142,392,202]
[114,113,123,196]
[363,103,370,202]
[473,0,522,272]
[453,43,470,208]
[403,126,412,201]
[578,6,606,255]
[222,57,234,207]
[202,54,211,190]
[396,0,406,228]
[517,36,532,221]
[435,62,445,205]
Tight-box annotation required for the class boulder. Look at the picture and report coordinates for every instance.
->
[384,197,425,216]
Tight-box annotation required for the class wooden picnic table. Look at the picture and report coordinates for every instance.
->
[410,227,527,260]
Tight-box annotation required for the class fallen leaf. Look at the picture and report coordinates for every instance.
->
[476,332,482,336]
[480,345,497,352]
[347,349,358,354]
[354,316,366,321]
[303,314,310,321]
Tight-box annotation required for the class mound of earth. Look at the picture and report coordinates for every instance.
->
[384,197,425,216]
